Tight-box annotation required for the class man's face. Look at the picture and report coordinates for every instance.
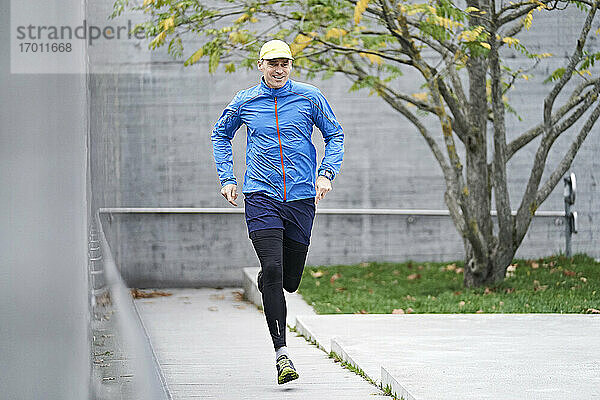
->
[258,58,292,89]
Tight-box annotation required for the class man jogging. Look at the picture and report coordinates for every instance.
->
[211,39,344,384]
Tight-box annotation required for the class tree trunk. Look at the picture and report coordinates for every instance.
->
[463,241,515,288]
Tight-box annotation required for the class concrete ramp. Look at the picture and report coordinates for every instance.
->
[295,314,600,400]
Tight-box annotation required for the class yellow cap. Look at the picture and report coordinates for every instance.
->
[259,40,294,60]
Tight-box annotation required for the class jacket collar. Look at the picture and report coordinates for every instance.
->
[260,77,292,97]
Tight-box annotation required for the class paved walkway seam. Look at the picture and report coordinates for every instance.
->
[132,299,174,400]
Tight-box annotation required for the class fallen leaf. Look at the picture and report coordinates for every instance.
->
[131,289,172,299]
[532,280,548,291]
[359,262,370,267]
[232,291,244,301]
[392,270,400,275]
[406,307,414,314]
[315,280,320,286]
[233,304,246,309]
[445,263,457,271]
[506,264,517,278]
[405,295,416,300]
[392,308,405,314]
[484,287,493,295]
[505,288,515,294]
[455,267,464,274]
[563,270,576,277]
[335,307,342,312]
[368,288,374,294]
[407,273,421,280]
[311,270,324,278]
[335,286,347,292]
[531,262,539,269]
[359,309,368,314]
[209,294,225,300]
[499,301,505,306]
[208,306,218,311]
[476,309,483,314]
[418,265,424,270]
[459,301,466,307]
[586,308,600,314]
[329,272,342,285]
[581,277,588,283]
[454,291,462,296]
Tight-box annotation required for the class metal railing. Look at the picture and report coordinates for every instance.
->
[99,207,565,217]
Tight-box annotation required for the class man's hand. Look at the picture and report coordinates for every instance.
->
[220,184,238,206]
[315,176,332,205]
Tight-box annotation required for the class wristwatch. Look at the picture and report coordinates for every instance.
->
[318,169,334,181]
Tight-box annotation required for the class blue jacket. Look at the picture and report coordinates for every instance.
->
[212,78,344,202]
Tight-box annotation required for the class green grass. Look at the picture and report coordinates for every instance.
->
[297,254,600,314]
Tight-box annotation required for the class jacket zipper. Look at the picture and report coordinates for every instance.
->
[274,97,287,201]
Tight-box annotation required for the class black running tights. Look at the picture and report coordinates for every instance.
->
[249,228,309,350]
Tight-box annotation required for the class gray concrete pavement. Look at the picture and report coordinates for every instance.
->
[296,314,600,400]
[134,288,387,399]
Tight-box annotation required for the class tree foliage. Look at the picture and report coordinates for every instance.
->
[111,0,600,287]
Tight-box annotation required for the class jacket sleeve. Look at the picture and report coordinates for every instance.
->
[211,92,243,186]
[311,89,344,180]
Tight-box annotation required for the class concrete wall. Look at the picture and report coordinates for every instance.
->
[88,3,600,286]
[0,0,90,397]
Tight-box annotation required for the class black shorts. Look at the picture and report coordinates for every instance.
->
[243,191,316,245]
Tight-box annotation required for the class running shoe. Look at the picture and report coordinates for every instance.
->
[276,355,299,384]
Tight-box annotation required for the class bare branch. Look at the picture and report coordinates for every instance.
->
[535,101,600,205]
[543,2,598,126]
[507,78,600,158]
[514,2,597,245]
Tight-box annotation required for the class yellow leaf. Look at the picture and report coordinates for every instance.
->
[354,0,370,24]
[229,31,248,44]
[325,28,347,39]
[160,16,175,31]
[465,6,480,12]
[143,0,154,6]
[290,33,315,55]
[596,27,600,35]
[186,48,204,65]
[149,30,167,48]
[235,14,250,24]
[412,92,428,101]
[521,74,529,80]
[480,42,490,49]
[502,36,520,48]
[457,26,485,42]
[427,16,463,29]
[359,52,383,65]
[536,52,553,58]
[523,11,533,30]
